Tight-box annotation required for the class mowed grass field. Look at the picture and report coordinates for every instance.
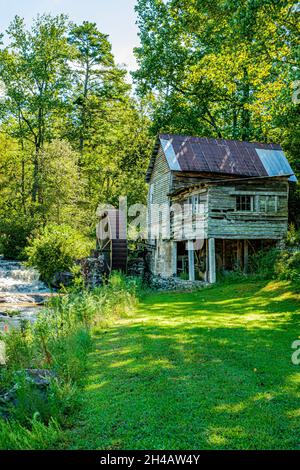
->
[68,281,300,450]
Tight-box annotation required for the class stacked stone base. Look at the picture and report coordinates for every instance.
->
[127,258,146,277]
[150,275,208,291]
[78,256,107,288]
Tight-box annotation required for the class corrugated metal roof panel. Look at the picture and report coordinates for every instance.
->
[146,134,297,183]
[159,134,269,177]
[161,139,181,171]
[256,149,297,182]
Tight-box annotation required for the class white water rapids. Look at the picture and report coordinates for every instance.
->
[0,258,52,331]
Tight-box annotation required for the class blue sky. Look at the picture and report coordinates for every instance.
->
[0,0,140,71]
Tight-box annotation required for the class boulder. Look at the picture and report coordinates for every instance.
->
[51,271,73,288]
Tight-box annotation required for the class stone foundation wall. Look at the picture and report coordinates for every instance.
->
[150,275,208,291]
[152,240,173,278]
[78,256,107,287]
[127,258,146,277]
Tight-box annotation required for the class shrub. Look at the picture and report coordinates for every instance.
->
[286,224,300,247]
[9,376,79,428]
[275,251,300,281]
[249,248,280,280]
[249,247,300,282]
[0,217,36,260]
[26,224,92,284]
[178,272,189,280]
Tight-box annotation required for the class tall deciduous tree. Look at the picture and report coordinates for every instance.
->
[0,14,72,204]
[68,21,152,212]
[68,21,114,153]
[134,0,299,143]
[38,140,83,226]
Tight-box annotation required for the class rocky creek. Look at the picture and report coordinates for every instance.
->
[0,257,52,331]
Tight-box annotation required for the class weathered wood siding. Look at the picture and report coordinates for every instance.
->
[147,149,290,278]
[171,173,236,194]
[207,181,289,239]
[171,189,209,240]
[148,146,171,242]
[150,146,171,202]
[171,174,205,193]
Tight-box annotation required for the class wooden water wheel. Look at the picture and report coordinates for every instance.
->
[96,209,128,273]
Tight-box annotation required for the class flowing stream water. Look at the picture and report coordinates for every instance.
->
[0,257,52,331]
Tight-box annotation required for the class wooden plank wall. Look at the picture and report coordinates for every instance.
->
[148,146,171,241]
[207,181,289,239]
[170,191,209,240]
[147,151,289,277]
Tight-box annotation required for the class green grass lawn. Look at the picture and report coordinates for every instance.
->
[68,280,300,450]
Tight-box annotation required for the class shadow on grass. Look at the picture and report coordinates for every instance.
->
[69,280,300,450]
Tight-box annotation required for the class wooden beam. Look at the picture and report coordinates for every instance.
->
[172,241,177,276]
[244,240,249,274]
[187,240,195,281]
[222,239,226,270]
[237,240,242,269]
[205,239,209,282]
[208,238,216,284]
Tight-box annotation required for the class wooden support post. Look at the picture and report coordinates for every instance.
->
[208,238,216,284]
[205,239,209,282]
[222,239,226,271]
[237,240,242,270]
[172,241,177,276]
[244,240,249,273]
[188,240,195,281]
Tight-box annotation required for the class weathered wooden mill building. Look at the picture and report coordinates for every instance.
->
[146,134,297,283]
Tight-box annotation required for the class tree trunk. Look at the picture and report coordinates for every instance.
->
[241,68,251,141]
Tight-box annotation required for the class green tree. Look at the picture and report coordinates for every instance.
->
[0,14,154,261]
[0,14,72,204]
[68,21,115,153]
[38,140,83,225]
[133,0,298,142]
[67,21,152,213]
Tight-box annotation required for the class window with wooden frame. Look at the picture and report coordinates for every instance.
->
[188,194,206,215]
[259,195,278,213]
[236,195,254,211]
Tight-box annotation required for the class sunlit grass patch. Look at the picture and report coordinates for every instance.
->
[67,280,300,450]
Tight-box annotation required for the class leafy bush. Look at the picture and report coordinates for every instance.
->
[275,251,300,281]
[248,226,300,281]
[26,224,92,284]
[9,377,79,427]
[250,247,300,282]
[249,248,280,280]
[218,268,247,283]
[286,224,300,247]
[0,217,36,260]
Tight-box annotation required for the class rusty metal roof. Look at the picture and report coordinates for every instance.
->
[146,134,297,182]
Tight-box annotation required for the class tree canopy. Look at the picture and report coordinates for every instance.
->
[134,0,299,147]
[0,15,152,257]
[0,5,299,258]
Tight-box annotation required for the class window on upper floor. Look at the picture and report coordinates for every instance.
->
[236,195,254,211]
[188,194,206,215]
[259,195,278,213]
